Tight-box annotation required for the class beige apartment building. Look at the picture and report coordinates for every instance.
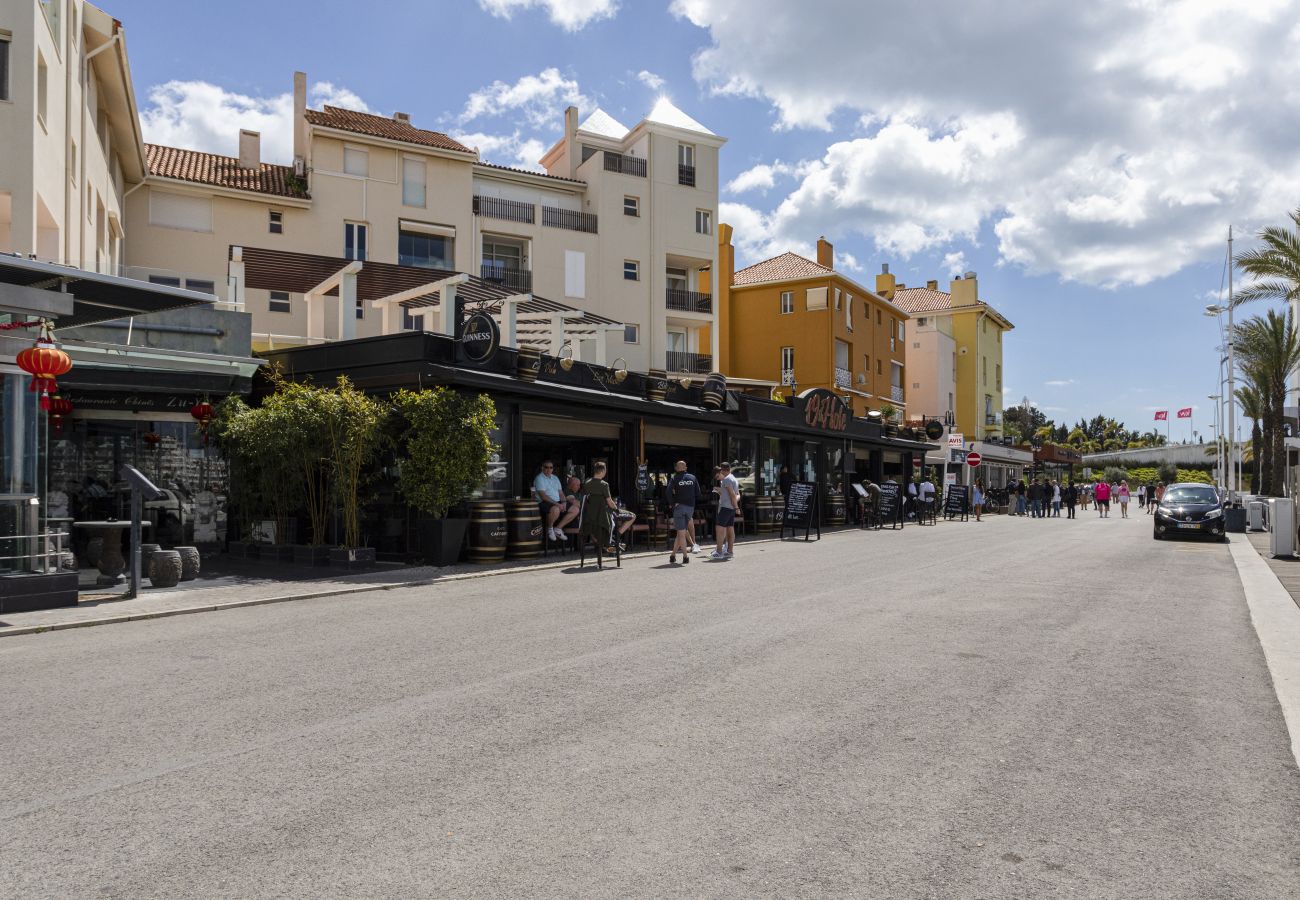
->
[122,71,725,373]
[0,0,146,273]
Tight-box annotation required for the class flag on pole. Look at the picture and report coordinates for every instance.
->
[1177,407,1193,419]
[1154,410,1168,421]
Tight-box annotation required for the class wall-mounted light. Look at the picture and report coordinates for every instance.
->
[558,343,575,371]
[611,357,628,384]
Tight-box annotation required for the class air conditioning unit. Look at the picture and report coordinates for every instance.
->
[857,374,866,384]
[293,157,306,177]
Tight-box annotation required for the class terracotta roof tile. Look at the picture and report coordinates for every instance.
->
[732,252,833,286]
[145,144,309,198]
[474,160,585,185]
[305,106,474,154]
[891,286,952,314]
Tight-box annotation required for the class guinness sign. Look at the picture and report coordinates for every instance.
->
[799,388,849,432]
[461,312,500,364]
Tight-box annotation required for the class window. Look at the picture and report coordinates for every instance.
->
[69,141,76,184]
[186,279,215,294]
[624,196,639,217]
[402,307,418,330]
[623,260,640,281]
[834,288,842,310]
[402,157,426,207]
[149,191,212,232]
[345,222,368,260]
[890,336,896,352]
[864,354,870,375]
[877,359,882,375]
[269,290,291,313]
[36,52,48,126]
[355,299,364,320]
[917,317,927,326]
[268,211,283,234]
[678,143,695,168]
[398,228,452,269]
[343,146,368,177]
[983,356,988,386]
[0,34,10,102]
[846,293,853,330]
[780,291,793,314]
[565,250,585,298]
[695,209,711,234]
[665,266,688,292]
[877,309,882,325]
[624,324,639,344]
[148,275,181,287]
[806,286,828,310]
[898,321,905,340]
[780,346,795,375]
[834,339,850,370]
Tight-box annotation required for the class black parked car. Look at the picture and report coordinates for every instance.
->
[1153,483,1226,542]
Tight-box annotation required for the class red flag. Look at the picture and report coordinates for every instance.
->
[1154,410,1168,421]
[1176,407,1192,419]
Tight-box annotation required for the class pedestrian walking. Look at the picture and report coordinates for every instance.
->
[1064,481,1078,519]
[1028,479,1043,518]
[1118,480,1131,518]
[711,462,740,560]
[1147,482,1161,515]
[1052,479,1062,517]
[667,460,703,565]
[1138,484,1146,508]
[973,478,985,522]
[1094,479,1111,517]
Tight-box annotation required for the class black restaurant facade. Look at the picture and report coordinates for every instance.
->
[261,330,933,556]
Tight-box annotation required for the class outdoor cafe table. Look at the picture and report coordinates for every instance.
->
[72,520,152,586]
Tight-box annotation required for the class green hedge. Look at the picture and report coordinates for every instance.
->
[1083,463,1250,489]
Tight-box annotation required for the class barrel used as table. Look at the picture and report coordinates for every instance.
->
[755,495,777,533]
[174,546,201,580]
[150,549,182,588]
[645,369,668,402]
[506,499,543,559]
[826,493,846,526]
[468,501,508,564]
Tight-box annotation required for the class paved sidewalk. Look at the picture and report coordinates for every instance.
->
[1246,528,1300,610]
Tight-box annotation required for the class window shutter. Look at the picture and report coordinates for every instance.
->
[806,286,828,310]
[565,250,585,299]
[149,190,212,232]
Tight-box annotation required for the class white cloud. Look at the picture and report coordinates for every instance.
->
[478,0,617,31]
[725,160,803,194]
[1045,379,1077,387]
[941,251,968,278]
[458,68,588,129]
[637,70,666,90]
[140,80,370,163]
[452,131,548,171]
[675,0,1300,287]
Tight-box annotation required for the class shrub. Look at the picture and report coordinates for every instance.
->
[1157,460,1177,484]
[393,388,497,518]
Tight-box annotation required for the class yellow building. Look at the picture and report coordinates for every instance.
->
[716,228,909,417]
[878,271,1013,441]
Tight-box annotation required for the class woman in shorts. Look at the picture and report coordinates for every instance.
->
[972,478,985,522]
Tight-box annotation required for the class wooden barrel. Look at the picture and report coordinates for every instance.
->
[640,501,661,542]
[516,347,541,382]
[506,499,543,559]
[827,493,846,526]
[468,501,508,563]
[701,371,727,410]
[645,369,668,402]
[755,495,776,533]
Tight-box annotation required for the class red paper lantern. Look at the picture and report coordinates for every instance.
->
[17,341,72,402]
[190,400,215,446]
[47,395,73,435]
[143,431,162,446]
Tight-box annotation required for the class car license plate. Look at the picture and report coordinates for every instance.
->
[1177,522,1200,529]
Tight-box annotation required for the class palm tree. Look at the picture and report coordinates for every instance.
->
[1233,310,1300,495]
[1235,381,1266,493]
[1235,208,1300,308]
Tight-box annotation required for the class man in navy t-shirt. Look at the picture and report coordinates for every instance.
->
[667,460,702,565]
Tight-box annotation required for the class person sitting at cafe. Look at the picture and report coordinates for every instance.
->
[532,460,566,542]
[554,474,583,539]
[579,461,619,556]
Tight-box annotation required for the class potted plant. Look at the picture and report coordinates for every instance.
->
[392,387,496,566]
[324,377,387,569]
[880,402,900,436]
[266,377,334,566]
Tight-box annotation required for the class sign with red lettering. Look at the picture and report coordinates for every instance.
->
[799,388,849,432]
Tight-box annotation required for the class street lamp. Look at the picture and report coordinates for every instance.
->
[1206,295,1237,501]
[1209,393,1222,488]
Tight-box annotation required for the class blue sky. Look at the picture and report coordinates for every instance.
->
[108,0,1299,441]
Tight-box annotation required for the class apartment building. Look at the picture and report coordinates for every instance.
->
[878,269,1013,440]
[0,0,146,272]
[718,231,909,418]
[122,72,724,372]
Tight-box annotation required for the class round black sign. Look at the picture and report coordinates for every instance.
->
[462,312,500,363]
[924,419,945,440]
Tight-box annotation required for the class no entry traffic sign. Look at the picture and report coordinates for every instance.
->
[966,451,982,467]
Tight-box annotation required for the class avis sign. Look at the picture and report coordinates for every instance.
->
[799,388,849,432]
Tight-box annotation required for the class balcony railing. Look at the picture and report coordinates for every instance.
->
[666,350,713,374]
[890,385,905,403]
[603,152,647,177]
[542,205,598,233]
[678,164,696,187]
[473,195,535,224]
[834,367,852,389]
[665,288,712,314]
[480,263,532,293]
[985,413,1002,427]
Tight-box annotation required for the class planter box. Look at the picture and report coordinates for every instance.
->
[227,540,254,559]
[329,547,377,570]
[420,517,468,567]
[293,544,331,567]
[266,544,296,564]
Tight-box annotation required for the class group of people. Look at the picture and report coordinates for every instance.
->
[531,458,741,565]
[998,477,1169,520]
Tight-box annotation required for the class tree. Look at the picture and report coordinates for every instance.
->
[1234,208,1300,308]
[1235,382,1265,494]
[393,388,497,519]
[1004,404,1048,443]
[1157,461,1177,485]
[1233,309,1300,495]
[323,377,388,549]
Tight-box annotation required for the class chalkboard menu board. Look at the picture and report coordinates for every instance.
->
[781,481,821,541]
[944,484,969,521]
[877,481,903,529]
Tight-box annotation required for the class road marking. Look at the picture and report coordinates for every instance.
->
[1229,536,1300,766]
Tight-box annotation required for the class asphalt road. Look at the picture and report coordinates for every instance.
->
[3,510,1298,898]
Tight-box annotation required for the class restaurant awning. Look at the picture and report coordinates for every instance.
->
[0,252,216,329]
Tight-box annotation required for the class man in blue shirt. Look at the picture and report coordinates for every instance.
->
[667,460,702,565]
[532,460,565,541]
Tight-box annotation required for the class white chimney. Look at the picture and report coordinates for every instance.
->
[293,71,307,172]
[238,129,261,170]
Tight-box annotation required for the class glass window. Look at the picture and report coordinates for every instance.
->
[624,196,639,217]
[780,291,793,314]
[0,36,11,104]
[398,229,453,269]
[624,324,639,343]
[355,299,365,320]
[402,158,426,207]
[37,52,48,125]
[269,210,283,234]
[402,307,418,330]
[344,146,368,177]
[345,222,368,261]
[269,290,291,313]
[185,279,215,294]
[727,434,757,499]
[834,288,842,310]
[623,260,639,281]
[759,436,782,497]
[678,143,695,167]
[695,209,711,234]
[148,275,181,287]
[780,346,794,376]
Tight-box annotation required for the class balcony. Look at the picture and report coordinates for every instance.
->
[890,385,905,403]
[665,288,712,314]
[480,263,532,293]
[985,413,1002,427]
[472,195,535,224]
[603,152,647,177]
[834,367,852,390]
[666,350,713,374]
[542,205,598,234]
[678,164,696,187]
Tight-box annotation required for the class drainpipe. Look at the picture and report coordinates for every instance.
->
[82,33,122,272]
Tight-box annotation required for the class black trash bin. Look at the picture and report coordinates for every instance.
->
[1225,506,1248,533]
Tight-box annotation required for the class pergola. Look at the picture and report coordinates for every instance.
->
[229,246,625,363]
